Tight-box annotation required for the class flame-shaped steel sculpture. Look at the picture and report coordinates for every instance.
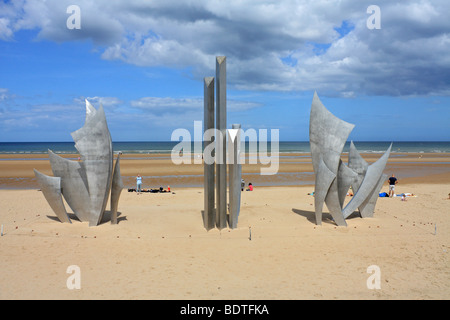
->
[309,92,391,226]
[34,100,122,226]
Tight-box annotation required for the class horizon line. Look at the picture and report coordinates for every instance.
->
[1,140,449,143]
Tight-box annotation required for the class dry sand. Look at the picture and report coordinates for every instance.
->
[0,153,449,300]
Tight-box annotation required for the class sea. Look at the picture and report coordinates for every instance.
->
[0,141,449,155]
[0,141,449,189]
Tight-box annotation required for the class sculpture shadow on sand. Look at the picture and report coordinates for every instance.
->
[292,208,361,226]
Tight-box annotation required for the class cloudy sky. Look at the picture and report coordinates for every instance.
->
[0,0,449,141]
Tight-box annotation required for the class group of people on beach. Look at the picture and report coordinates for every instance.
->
[132,174,171,194]
[307,173,408,199]
[382,174,415,200]
[132,175,254,194]
[132,173,426,201]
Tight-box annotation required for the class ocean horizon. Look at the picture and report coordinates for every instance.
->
[0,141,449,155]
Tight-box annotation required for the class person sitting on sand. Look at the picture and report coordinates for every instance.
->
[246,183,253,191]
[159,186,170,193]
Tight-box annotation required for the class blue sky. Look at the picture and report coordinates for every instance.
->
[1,0,449,142]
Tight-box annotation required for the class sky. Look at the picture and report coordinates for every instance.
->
[0,0,449,142]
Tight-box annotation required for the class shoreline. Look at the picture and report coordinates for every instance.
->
[0,152,449,190]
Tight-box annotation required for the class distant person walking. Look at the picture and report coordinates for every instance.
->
[136,174,142,194]
[388,174,398,197]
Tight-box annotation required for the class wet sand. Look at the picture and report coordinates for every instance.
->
[1,152,450,189]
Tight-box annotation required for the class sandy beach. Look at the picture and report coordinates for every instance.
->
[0,152,449,300]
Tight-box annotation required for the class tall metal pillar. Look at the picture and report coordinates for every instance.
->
[215,56,227,229]
[228,124,241,229]
[203,77,216,230]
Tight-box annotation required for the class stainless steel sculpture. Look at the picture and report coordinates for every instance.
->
[33,169,72,223]
[310,92,354,226]
[312,156,337,225]
[358,173,388,218]
[342,144,392,219]
[203,77,216,231]
[228,124,242,229]
[34,99,123,226]
[202,56,242,230]
[337,160,359,209]
[347,141,389,218]
[215,56,228,230]
[348,141,368,192]
[309,92,391,226]
[110,154,124,225]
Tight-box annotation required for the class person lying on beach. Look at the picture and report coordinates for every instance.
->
[128,188,167,193]
[395,193,416,198]
[146,187,172,193]
[145,187,166,193]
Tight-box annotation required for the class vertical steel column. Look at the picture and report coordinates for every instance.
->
[228,124,241,229]
[215,56,227,229]
[110,154,123,225]
[203,77,216,230]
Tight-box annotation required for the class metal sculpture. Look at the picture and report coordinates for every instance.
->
[110,154,124,225]
[309,92,354,226]
[202,56,243,230]
[34,100,122,226]
[33,169,72,223]
[342,144,392,219]
[203,77,216,231]
[215,56,228,230]
[309,92,391,226]
[228,124,242,229]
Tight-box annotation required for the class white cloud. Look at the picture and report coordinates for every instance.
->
[0,88,10,100]
[0,88,16,104]
[0,18,14,40]
[75,96,123,108]
[2,0,450,97]
[130,96,262,114]
[131,97,201,111]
